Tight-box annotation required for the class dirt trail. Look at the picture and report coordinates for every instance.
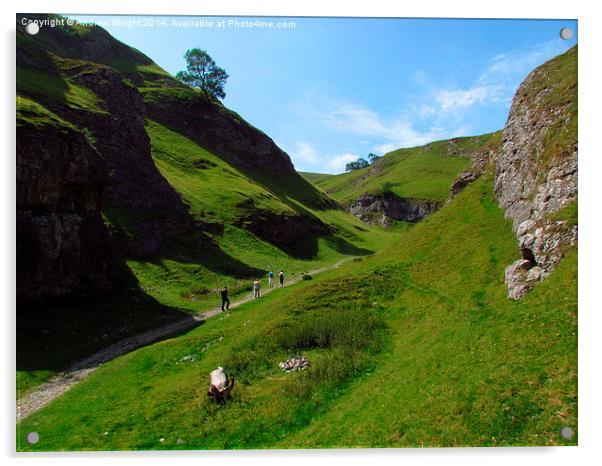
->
[17,257,354,422]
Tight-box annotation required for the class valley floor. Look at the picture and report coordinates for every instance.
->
[17,256,357,422]
[16,176,577,450]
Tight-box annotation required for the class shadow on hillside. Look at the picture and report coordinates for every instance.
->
[144,116,339,215]
[246,167,339,213]
[273,232,375,260]
[156,231,265,279]
[16,264,201,375]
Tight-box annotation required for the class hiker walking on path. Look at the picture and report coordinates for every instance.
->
[268,270,274,288]
[279,270,284,287]
[253,278,261,299]
[220,286,230,311]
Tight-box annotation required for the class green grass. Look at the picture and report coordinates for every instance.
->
[17,174,577,450]
[314,133,499,205]
[17,280,194,398]
[16,23,401,399]
[526,46,577,175]
[546,200,578,228]
[17,66,106,114]
[300,172,334,184]
[147,119,293,223]
[104,119,400,315]
[16,95,77,132]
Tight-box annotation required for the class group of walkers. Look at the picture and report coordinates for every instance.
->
[220,269,285,311]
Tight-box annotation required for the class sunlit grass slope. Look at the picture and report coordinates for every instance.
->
[123,120,400,314]
[18,173,577,449]
[313,133,501,205]
[16,16,401,397]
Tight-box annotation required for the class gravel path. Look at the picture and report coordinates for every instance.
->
[16,258,352,422]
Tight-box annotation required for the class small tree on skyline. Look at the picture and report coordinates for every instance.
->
[368,153,382,164]
[176,48,229,100]
[345,158,370,172]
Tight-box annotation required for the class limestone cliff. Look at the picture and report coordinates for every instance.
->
[347,193,441,226]
[494,46,577,299]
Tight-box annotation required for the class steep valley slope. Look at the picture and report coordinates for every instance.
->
[303,131,502,225]
[16,15,397,395]
[17,36,577,450]
[16,15,392,310]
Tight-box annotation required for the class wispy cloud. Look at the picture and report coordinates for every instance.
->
[292,141,319,164]
[290,39,572,173]
[316,100,470,155]
[435,85,502,112]
[319,102,461,149]
[431,39,569,116]
[286,141,359,174]
[326,153,359,172]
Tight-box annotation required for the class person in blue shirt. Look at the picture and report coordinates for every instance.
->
[268,270,274,288]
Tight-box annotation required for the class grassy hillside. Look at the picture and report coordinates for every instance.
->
[300,172,334,184]
[16,16,400,397]
[126,118,399,313]
[314,133,501,205]
[17,173,577,450]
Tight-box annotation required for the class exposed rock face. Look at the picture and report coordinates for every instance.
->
[494,46,577,299]
[65,65,197,257]
[449,172,479,198]
[16,119,114,306]
[236,210,331,246]
[16,21,200,306]
[348,193,441,226]
[143,90,298,181]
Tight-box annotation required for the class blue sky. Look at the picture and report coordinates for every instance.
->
[73,15,577,173]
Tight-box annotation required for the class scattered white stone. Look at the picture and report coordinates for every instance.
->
[279,356,310,372]
[178,354,197,363]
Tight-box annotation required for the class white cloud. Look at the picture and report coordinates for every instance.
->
[326,153,358,172]
[319,102,449,149]
[435,85,502,112]
[428,40,570,116]
[417,104,436,119]
[479,40,567,84]
[294,39,572,172]
[292,141,318,164]
[317,100,469,155]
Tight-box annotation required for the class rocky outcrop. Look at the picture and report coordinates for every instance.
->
[16,20,202,306]
[449,171,480,198]
[348,192,441,226]
[236,210,331,246]
[447,132,503,200]
[65,65,198,257]
[16,118,114,306]
[143,90,298,181]
[494,46,577,299]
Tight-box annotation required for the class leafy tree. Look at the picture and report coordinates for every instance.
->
[368,153,382,164]
[345,158,370,172]
[176,49,229,100]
